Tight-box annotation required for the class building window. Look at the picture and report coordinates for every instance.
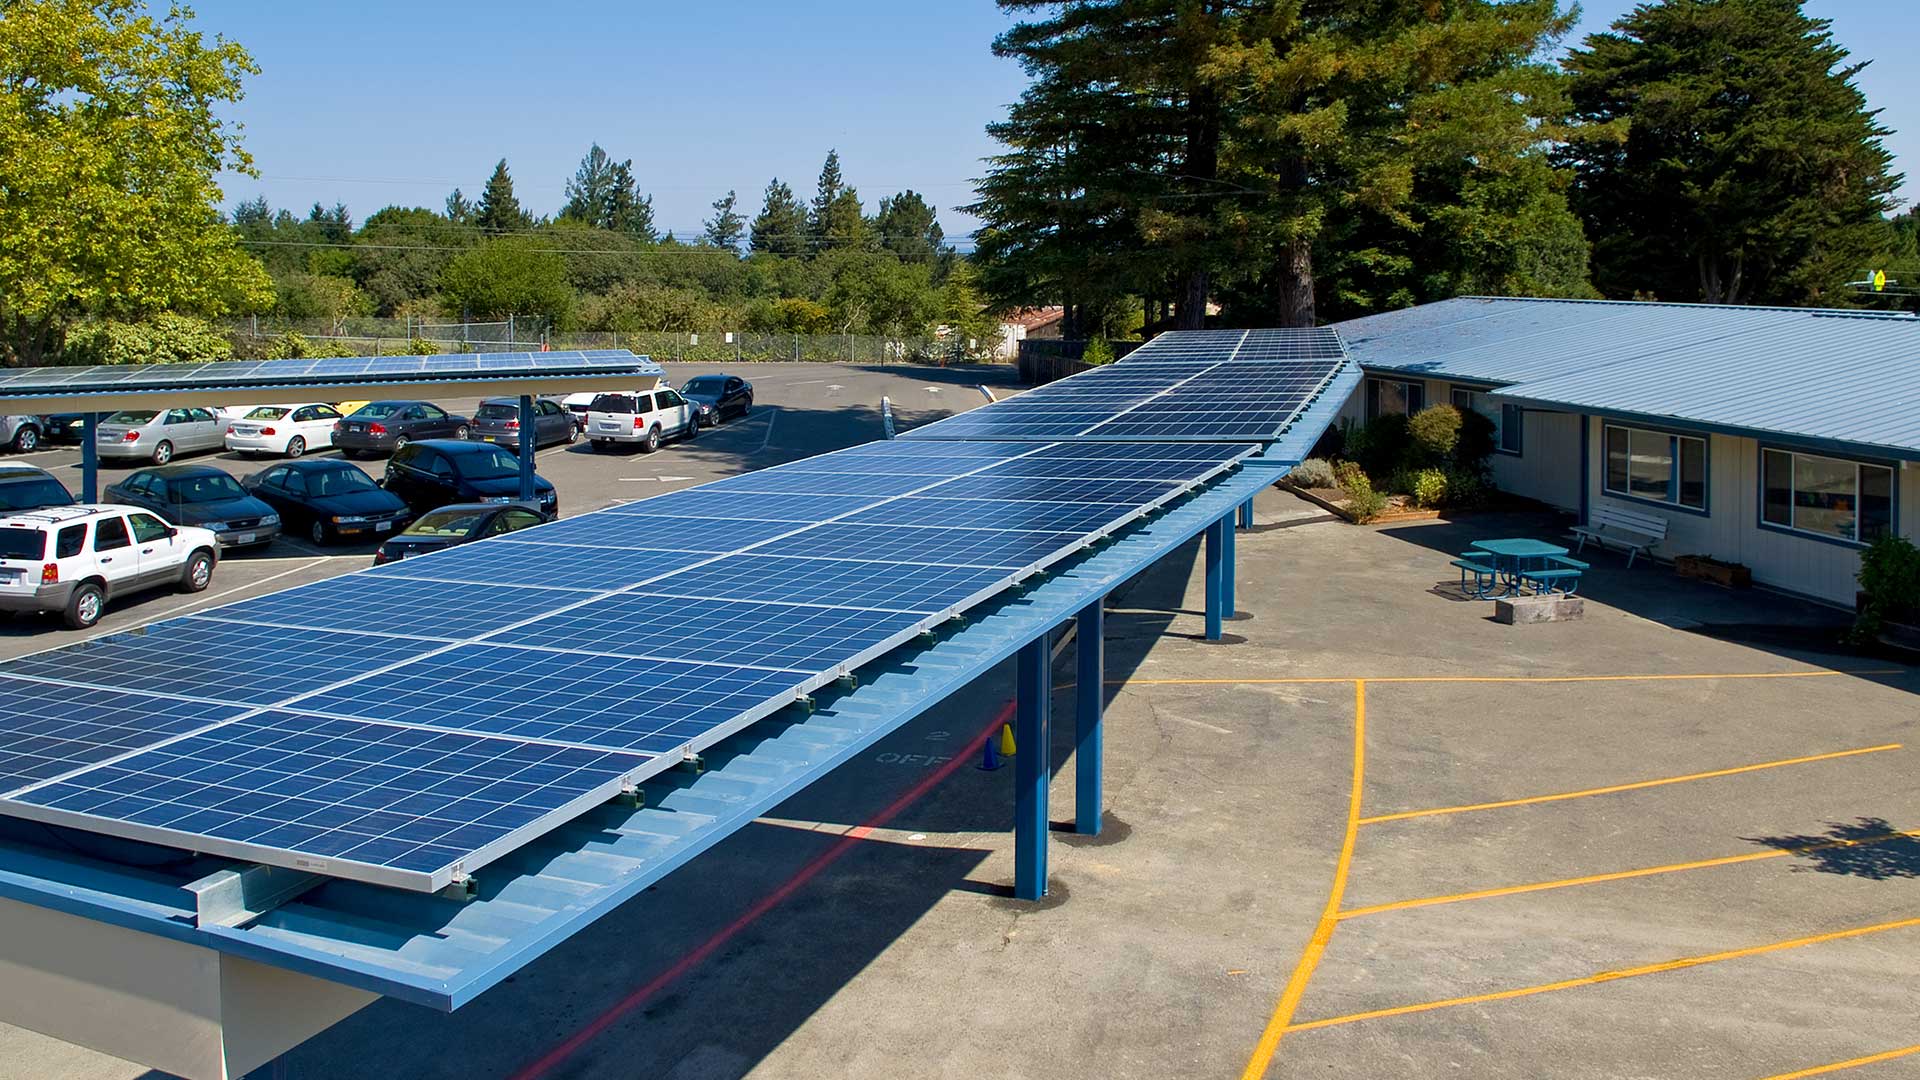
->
[1366,378,1424,420]
[1450,386,1475,411]
[1761,448,1893,545]
[1499,404,1524,455]
[1604,424,1706,510]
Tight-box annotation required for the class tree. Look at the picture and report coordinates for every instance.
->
[751,179,809,256]
[445,188,475,224]
[809,150,846,250]
[475,159,532,234]
[604,160,656,241]
[439,236,573,322]
[875,191,945,264]
[704,190,747,250]
[353,206,471,315]
[1561,0,1901,305]
[0,0,271,363]
[559,145,621,226]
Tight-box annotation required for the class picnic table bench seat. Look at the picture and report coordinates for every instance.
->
[1570,507,1667,567]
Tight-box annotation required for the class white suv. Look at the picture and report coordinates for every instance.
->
[585,389,699,453]
[0,505,219,629]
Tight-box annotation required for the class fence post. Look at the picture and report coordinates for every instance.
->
[847,333,853,364]
[508,314,515,347]
[793,334,799,362]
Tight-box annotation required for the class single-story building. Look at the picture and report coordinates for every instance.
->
[996,306,1067,359]
[1329,296,1920,607]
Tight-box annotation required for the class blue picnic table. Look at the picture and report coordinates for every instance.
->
[1452,538,1587,598]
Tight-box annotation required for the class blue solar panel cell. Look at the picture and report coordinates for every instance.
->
[10,713,649,887]
[702,471,937,497]
[370,541,711,592]
[0,677,247,795]
[840,497,1141,534]
[501,513,798,552]
[749,523,1088,568]
[923,475,1182,504]
[491,595,926,670]
[197,577,588,640]
[635,555,1013,613]
[0,350,662,400]
[619,489,891,523]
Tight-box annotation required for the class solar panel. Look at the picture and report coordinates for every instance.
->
[0,677,248,793]
[370,542,712,593]
[1122,327,1347,364]
[492,596,926,671]
[197,577,588,641]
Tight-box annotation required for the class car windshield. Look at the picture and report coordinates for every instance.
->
[403,508,490,538]
[475,403,519,420]
[0,476,74,511]
[451,447,521,481]
[168,474,247,503]
[244,407,292,420]
[0,527,46,560]
[352,402,405,419]
[683,377,724,394]
[104,410,157,425]
[308,466,378,496]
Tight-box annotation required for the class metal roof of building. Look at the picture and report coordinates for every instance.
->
[1335,297,1920,460]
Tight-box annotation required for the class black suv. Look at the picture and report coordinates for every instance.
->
[381,440,558,517]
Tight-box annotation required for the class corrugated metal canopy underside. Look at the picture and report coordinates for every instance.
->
[1336,297,1920,459]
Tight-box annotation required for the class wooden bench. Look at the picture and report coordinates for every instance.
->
[1570,506,1668,567]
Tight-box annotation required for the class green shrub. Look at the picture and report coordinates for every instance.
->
[263,332,362,359]
[1410,468,1449,508]
[1408,404,1463,463]
[1442,466,1489,508]
[1456,409,1497,469]
[1386,466,1417,496]
[1343,471,1388,523]
[1853,534,1920,642]
[62,315,233,366]
[1333,460,1369,493]
[1286,458,1337,488]
[1354,413,1411,478]
[407,336,439,355]
[1081,337,1116,365]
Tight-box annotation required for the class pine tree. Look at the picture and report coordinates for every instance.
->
[445,188,474,225]
[751,178,808,256]
[604,160,655,241]
[808,150,845,251]
[560,145,620,226]
[704,190,746,250]
[820,187,870,251]
[475,159,530,234]
[1561,0,1900,305]
[875,191,945,264]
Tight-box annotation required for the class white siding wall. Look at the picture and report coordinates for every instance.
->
[1333,376,1580,511]
[1583,417,1920,606]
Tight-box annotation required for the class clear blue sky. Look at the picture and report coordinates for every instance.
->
[205,1,1919,240]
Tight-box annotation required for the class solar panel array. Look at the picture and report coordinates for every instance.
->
[0,350,661,400]
[0,327,1346,892]
[903,328,1350,442]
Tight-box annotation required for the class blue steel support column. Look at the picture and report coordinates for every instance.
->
[81,413,99,503]
[1014,635,1052,900]
[1075,600,1104,836]
[1204,514,1228,641]
[1238,498,1254,529]
[1222,512,1237,622]
[517,393,537,503]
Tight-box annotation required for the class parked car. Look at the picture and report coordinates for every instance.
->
[0,415,46,453]
[470,396,579,451]
[382,440,558,517]
[96,407,224,465]
[225,402,344,458]
[0,504,217,629]
[332,400,470,458]
[242,459,411,545]
[584,389,699,453]
[372,502,551,564]
[37,414,87,445]
[559,391,599,417]
[0,463,75,512]
[105,464,280,550]
[680,375,754,424]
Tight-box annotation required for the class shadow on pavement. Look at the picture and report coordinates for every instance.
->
[1746,817,1920,880]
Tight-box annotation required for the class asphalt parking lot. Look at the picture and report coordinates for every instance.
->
[5,406,1918,1079]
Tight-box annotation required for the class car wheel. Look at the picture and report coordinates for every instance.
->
[740,398,752,417]
[643,425,661,453]
[453,425,470,440]
[179,549,214,593]
[685,414,700,441]
[309,520,330,545]
[393,435,410,451]
[63,582,104,630]
[151,440,174,465]
[285,435,306,459]
[566,422,580,444]
[11,425,38,453]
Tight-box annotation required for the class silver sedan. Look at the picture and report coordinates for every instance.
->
[95,407,225,465]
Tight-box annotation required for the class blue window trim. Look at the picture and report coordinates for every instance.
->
[1496,403,1524,457]
[1600,421,1711,518]
[1753,443,1900,551]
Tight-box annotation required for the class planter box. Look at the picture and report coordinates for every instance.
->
[1495,595,1584,625]
[1675,554,1751,589]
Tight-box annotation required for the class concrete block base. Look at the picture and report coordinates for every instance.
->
[1495,595,1584,624]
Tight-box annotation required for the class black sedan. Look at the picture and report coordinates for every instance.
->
[105,464,281,549]
[680,374,753,424]
[242,459,411,545]
[37,414,88,445]
[371,502,551,564]
[381,440,558,518]
[333,400,470,457]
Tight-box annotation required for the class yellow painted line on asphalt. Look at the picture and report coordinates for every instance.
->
[1238,680,1364,1080]
[1285,916,1920,1035]
[1338,828,1920,920]
[1359,744,1904,826]
[1760,1043,1920,1079]
[1117,670,1905,688]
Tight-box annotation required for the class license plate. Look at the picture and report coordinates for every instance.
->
[375,520,393,532]
[0,569,20,585]
[483,435,496,442]
[232,532,256,544]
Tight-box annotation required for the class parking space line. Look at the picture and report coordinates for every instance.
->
[1284,916,1920,1035]
[1359,744,1904,826]
[1760,1043,1920,1079]
[1339,827,1920,920]
[1239,679,1365,1080]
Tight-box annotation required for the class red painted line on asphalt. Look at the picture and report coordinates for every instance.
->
[508,700,1018,1080]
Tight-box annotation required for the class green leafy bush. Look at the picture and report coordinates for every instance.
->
[1353,413,1411,479]
[62,315,233,365]
[1443,466,1489,508]
[1081,337,1116,365]
[1410,468,1449,508]
[1343,471,1388,523]
[1456,409,1497,469]
[1408,404,1463,462]
[1286,458,1337,487]
[407,336,439,355]
[1853,534,1920,642]
[1333,460,1370,493]
[262,331,359,359]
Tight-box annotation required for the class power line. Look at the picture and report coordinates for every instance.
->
[237,238,976,257]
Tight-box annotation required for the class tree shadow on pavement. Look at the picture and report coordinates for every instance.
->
[1745,817,1920,880]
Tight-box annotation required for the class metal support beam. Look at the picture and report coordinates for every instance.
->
[517,393,537,503]
[81,413,99,503]
[1238,498,1254,529]
[1204,514,1229,641]
[1014,635,1052,900]
[1222,512,1237,623]
[185,864,325,929]
[1074,600,1104,836]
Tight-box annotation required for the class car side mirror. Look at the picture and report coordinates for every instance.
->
[165,527,178,539]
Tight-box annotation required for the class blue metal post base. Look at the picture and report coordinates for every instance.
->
[517,393,537,502]
[81,413,99,503]
[1075,600,1104,836]
[1238,498,1254,529]
[1204,515,1228,640]
[1014,635,1052,900]
[1222,512,1236,623]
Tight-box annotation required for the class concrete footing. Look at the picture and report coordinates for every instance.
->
[1495,595,1585,624]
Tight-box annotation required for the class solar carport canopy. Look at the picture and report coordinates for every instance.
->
[0,329,1349,894]
[0,350,662,412]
